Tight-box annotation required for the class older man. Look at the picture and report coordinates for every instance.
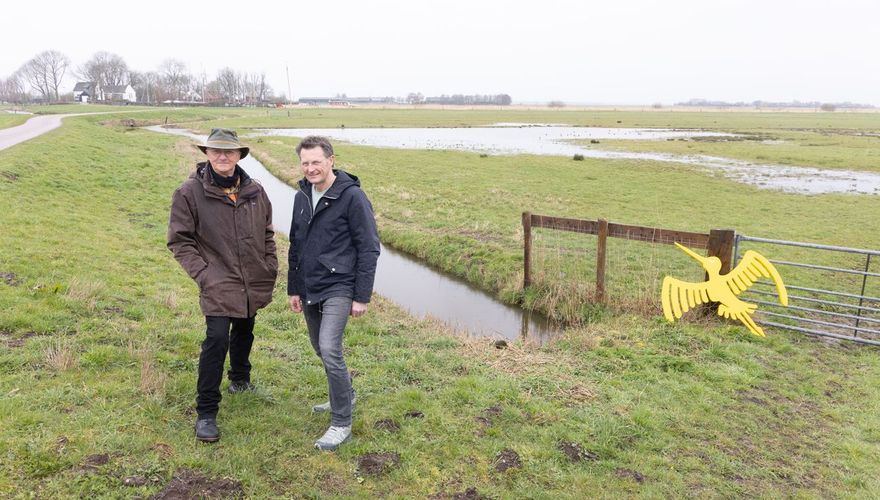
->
[288,136,380,450]
[168,128,277,442]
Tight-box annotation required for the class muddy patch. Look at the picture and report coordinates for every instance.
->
[356,452,401,476]
[103,118,161,129]
[3,330,41,348]
[615,467,646,483]
[152,469,243,499]
[0,171,18,182]
[452,488,487,500]
[476,405,502,427]
[431,487,488,500]
[374,419,401,432]
[558,441,599,462]
[102,306,125,316]
[493,448,521,472]
[1,272,19,286]
[74,453,112,473]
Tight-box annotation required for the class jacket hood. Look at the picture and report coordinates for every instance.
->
[298,169,360,196]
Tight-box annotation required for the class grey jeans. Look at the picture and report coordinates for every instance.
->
[303,296,354,427]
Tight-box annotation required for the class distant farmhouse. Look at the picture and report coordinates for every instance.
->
[73,82,137,104]
[73,82,96,103]
[104,85,137,103]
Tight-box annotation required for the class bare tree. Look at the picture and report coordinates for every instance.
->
[77,52,130,98]
[203,79,223,104]
[243,73,261,104]
[21,50,69,101]
[130,70,160,104]
[253,72,270,104]
[158,59,191,101]
[216,67,240,103]
[0,70,31,103]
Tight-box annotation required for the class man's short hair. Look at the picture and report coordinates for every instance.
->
[296,136,334,158]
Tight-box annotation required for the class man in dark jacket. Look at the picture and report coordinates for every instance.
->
[168,128,278,443]
[287,135,380,451]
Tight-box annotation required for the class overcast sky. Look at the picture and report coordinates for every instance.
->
[3,0,878,105]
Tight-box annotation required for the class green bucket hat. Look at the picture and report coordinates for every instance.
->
[196,128,250,159]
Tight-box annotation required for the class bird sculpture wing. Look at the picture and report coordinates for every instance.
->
[722,250,788,306]
[661,275,711,322]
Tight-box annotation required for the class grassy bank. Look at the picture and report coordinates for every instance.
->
[0,110,879,497]
[0,113,30,130]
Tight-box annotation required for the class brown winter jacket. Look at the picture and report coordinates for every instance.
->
[167,162,278,318]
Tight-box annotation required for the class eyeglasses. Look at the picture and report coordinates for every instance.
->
[206,148,240,157]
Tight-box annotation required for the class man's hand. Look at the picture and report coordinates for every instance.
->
[351,301,368,318]
[288,295,302,313]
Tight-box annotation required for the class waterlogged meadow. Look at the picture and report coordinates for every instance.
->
[0,107,879,497]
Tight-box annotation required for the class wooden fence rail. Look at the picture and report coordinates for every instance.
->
[522,212,736,302]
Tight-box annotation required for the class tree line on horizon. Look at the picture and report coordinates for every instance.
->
[0,50,514,108]
[0,50,276,105]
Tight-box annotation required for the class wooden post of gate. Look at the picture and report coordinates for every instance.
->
[706,229,736,275]
[522,212,532,289]
[703,228,736,314]
[596,218,609,302]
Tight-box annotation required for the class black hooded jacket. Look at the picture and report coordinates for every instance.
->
[287,170,380,305]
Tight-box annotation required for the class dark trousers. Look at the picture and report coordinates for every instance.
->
[196,315,255,419]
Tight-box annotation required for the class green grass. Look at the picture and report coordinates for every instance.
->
[20,103,156,115]
[0,113,30,130]
[1,110,879,497]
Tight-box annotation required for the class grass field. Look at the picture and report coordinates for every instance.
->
[0,113,30,130]
[1,108,879,497]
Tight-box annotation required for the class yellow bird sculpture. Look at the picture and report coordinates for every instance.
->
[661,243,788,337]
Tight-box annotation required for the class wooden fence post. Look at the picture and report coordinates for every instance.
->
[523,212,532,289]
[703,229,736,315]
[596,218,609,302]
[707,229,736,275]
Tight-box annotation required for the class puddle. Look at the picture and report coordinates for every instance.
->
[251,127,880,195]
[146,126,560,344]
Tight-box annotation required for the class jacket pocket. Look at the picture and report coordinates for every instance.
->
[196,263,211,289]
[317,254,354,275]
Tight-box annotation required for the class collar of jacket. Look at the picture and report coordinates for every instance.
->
[195,162,259,202]
[298,169,360,200]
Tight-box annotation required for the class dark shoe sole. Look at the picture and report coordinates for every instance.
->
[196,435,220,443]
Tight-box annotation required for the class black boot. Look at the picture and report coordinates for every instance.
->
[195,418,220,442]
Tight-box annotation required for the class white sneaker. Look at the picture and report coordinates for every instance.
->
[314,426,351,451]
[312,392,357,413]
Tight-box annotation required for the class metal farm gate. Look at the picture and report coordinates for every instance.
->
[733,235,880,346]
